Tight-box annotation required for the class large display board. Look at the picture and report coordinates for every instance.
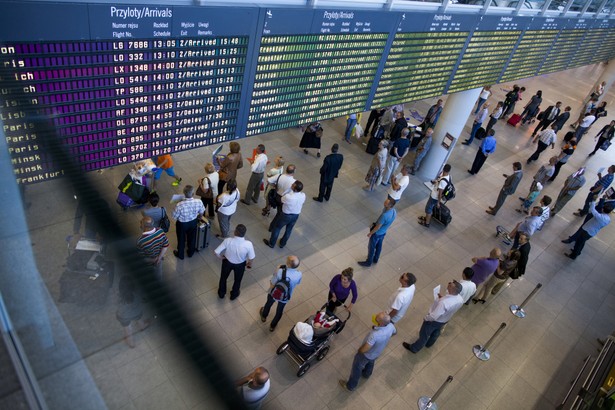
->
[0,3,259,183]
[1,1,615,184]
[245,9,393,136]
[371,13,471,108]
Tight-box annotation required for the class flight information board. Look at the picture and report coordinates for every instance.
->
[499,17,565,82]
[591,20,615,62]
[448,16,523,93]
[245,9,393,136]
[570,19,614,68]
[0,2,258,184]
[538,19,587,75]
[371,13,470,108]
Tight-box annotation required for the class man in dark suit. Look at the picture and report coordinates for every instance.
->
[313,144,344,202]
[486,162,523,215]
[551,106,571,131]
[532,102,561,137]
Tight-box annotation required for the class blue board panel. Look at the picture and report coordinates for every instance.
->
[0,1,90,41]
[261,8,315,35]
[88,4,174,40]
[172,6,259,37]
[426,13,479,32]
[475,15,532,31]
[310,9,398,34]
[395,11,431,33]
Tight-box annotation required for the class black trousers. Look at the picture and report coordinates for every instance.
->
[176,219,198,258]
[218,259,247,298]
[528,141,548,162]
[317,177,334,201]
[533,118,554,135]
[261,294,287,328]
[365,109,380,136]
[484,117,498,135]
[470,151,488,174]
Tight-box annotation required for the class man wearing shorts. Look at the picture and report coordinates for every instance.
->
[419,164,451,228]
[154,154,182,189]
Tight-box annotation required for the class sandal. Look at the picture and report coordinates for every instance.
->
[418,220,430,228]
[418,216,426,222]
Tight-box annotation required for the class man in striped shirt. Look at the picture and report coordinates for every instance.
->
[136,216,169,280]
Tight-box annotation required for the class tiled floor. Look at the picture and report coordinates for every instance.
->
[18,63,615,409]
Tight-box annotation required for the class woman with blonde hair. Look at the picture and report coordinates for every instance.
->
[363,140,389,191]
[261,156,285,217]
[197,163,219,218]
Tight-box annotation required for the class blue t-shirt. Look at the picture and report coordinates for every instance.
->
[390,138,410,158]
[270,267,302,303]
[375,208,397,235]
[363,323,396,360]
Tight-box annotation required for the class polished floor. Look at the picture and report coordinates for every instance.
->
[20,63,615,409]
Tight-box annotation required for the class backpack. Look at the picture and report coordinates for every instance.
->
[442,177,456,201]
[270,266,291,302]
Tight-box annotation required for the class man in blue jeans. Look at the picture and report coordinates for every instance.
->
[402,281,464,353]
[339,311,395,391]
[462,102,490,145]
[358,198,397,267]
[259,256,302,332]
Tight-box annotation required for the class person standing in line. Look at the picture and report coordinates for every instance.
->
[462,102,490,145]
[215,224,255,300]
[402,280,464,353]
[563,200,613,260]
[358,198,397,267]
[136,216,169,281]
[327,268,358,313]
[381,128,410,185]
[387,165,411,203]
[241,144,268,206]
[389,111,408,142]
[259,256,302,332]
[458,268,476,305]
[527,124,557,164]
[364,108,385,137]
[261,156,285,217]
[574,109,597,142]
[142,192,164,228]
[486,162,523,216]
[418,164,451,228]
[468,129,497,175]
[468,248,502,289]
[575,165,615,216]
[216,141,243,194]
[423,99,444,130]
[520,90,542,124]
[551,106,572,131]
[172,185,205,260]
[473,249,520,304]
[269,164,297,217]
[507,206,543,249]
[338,312,395,392]
[474,86,491,115]
[387,272,417,327]
[484,101,503,136]
[520,157,557,202]
[363,140,389,191]
[549,139,577,182]
[551,168,586,215]
[491,234,530,297]
[532,101,562,137]
[343,113,360,144]
[378,107,395,138]
[588,120,615,156]
[264,181,306,249]
[236,367,270,410]
[198,163,219,219]
[570,98,598,128]
[410,127,433,175]
[216,180,240,239]
[313,143,344,202]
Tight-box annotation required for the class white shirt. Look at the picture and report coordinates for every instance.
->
[388,285,415,323]
[537,129,557,145]
[431,175,450,200]
[204,171,219,198]
[281,191,306,215]
[475,108,488,124]
[580,115,596,127]
[269,173,295,196]
[388,173,409,200]
[214,236,255,264]
[479,89,491,99]
[459,280,477,303]
[217,189,239,215]
[425,293,463,323]
[251,153,268,174]
[491,106,503,120]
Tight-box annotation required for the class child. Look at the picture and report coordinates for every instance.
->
[517,182,543,214]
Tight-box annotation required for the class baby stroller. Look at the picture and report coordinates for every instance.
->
[276,305,350,377]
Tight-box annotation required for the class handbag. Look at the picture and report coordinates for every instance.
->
[196,177,213,198]
[600,139,612,151]
[159,207,171,232]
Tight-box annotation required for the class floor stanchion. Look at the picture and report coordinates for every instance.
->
[473,322,507,361]
[417,375,453,410]
[510,283,543,318]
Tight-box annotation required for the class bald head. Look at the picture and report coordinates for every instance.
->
[141,216,154,230]
[286,255,300,269]
[253,367,269,387]
[375,312,391,327]
[490,248,502,259]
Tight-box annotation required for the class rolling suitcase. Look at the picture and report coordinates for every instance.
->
[116,191,135,209]
[195,221,210,250]
[432,203,452,226]
[507,114,522,126]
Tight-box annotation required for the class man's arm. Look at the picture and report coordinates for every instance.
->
[156,244,169,264]
[358,341,372,354]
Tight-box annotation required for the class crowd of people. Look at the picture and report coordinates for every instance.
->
[114,78,614,407]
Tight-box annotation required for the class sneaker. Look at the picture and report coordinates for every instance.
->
[358,261,372,267]
[172,178,182,187]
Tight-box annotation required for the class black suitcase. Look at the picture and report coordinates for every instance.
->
[365,136,381,155]
[432,203,452,226]
[196,221,210,250]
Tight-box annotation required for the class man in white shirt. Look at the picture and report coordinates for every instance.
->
[242,144,268,206]
[172,185,205,260]
[574,109,596,143]
[387,164,411,203]
[387,272,416,326]
[527,124,557,164]
[264,181,306,249]
[215,224,255,300]
[419,164,451,228]
[269,164,296,215]
[402,280,464,353]
[459,267,477,305]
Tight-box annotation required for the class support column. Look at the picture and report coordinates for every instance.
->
[417,87,482,180]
